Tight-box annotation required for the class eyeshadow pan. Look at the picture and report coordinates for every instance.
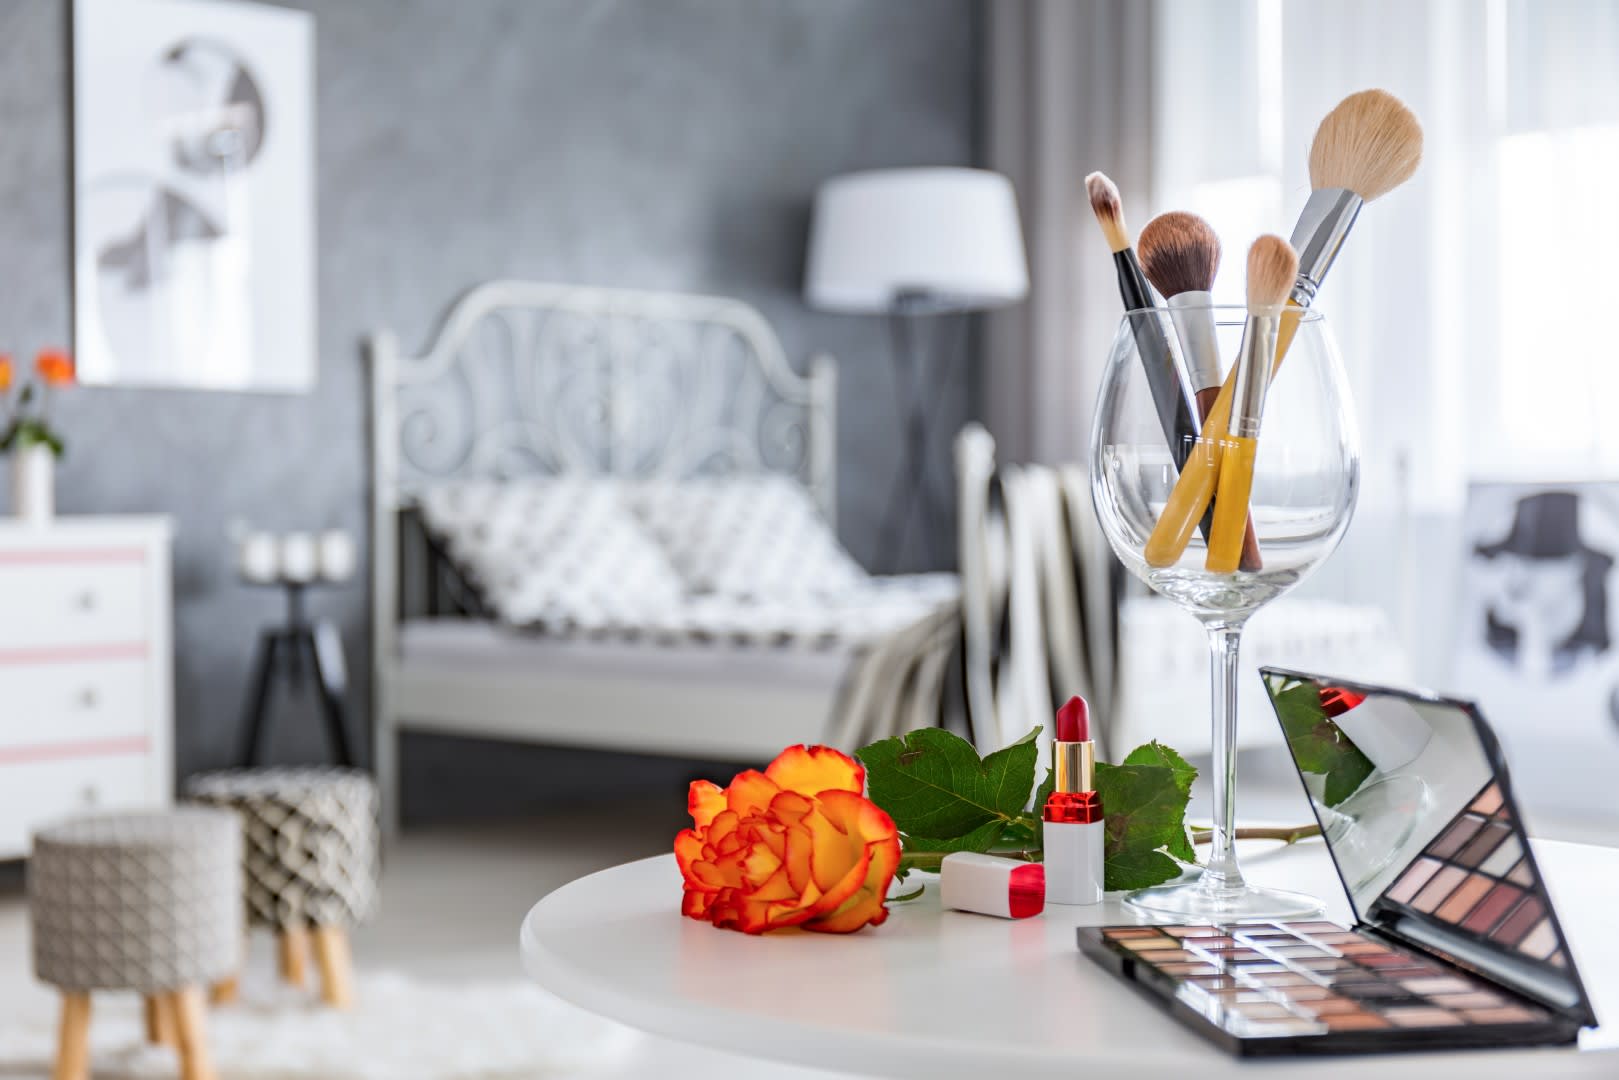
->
[1401,976,1474,995]
[1411,865,1468,912]
[1164,925,1224,937]
[1456,821,1512,868]
[1385,1007,1463,1027]
[1479,834,1522,878]
[1518,920,1559,960]
[1436,873,1493,922]
[1465,1005,1543,1023]
[1158,962,1225,975]
[1494,896,1546,946]
[1385,857,1443,904]
[1461,882,1524,934]
[1507,859,1534,887]
[1335,942,1386,956]
[1308,932,1369,945]
[1104,927,1161,939]
[1324,1013,1390,1030]
[1428,815,1486,860]
[1122,938,1182,950]
[1469,785,1503,814]
[1432,991,1505,1009]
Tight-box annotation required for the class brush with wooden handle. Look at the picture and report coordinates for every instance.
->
[1085,173,1201,472]
[1144,89,1423,569]
[1205,236,1298,573]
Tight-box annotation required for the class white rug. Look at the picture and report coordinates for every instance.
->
[0,972,642,1079]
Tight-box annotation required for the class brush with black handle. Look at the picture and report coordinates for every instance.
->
[1085,172,1201,470]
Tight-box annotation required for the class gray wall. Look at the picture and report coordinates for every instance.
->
[0,0,979,815]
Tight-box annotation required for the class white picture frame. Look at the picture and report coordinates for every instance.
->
[71,0,315,392]
[1454,480,1619,825]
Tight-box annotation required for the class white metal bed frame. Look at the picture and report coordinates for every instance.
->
[367,281,840,828]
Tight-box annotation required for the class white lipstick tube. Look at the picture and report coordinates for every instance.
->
[1043,795,1104,906]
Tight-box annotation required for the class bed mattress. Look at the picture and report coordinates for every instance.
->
[397,619,857,691]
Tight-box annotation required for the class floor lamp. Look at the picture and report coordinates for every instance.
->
[805,167,1028,570]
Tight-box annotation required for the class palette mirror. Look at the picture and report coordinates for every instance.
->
[1261,668,1594,1020]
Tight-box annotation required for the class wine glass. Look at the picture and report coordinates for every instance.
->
[1089,304,1359,919]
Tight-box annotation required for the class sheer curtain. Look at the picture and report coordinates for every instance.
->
[1151,0,1619,682]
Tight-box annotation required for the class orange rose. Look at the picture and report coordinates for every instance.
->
[34,349,73,387]
[0,355,11,392]
[675,745,900,934]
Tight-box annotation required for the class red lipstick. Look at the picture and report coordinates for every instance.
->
[1044,695,1103,905]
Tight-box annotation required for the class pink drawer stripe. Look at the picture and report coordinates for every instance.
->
[0,735,149,765]
[0,548,147,565]
[0,642,149,665]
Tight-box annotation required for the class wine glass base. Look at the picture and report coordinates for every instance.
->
[1125,879,1325,921]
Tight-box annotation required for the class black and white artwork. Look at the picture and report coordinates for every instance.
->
[1455,482,1619,821]
[72,0,313,391]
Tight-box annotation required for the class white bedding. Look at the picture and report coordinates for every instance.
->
[416,478,960,648]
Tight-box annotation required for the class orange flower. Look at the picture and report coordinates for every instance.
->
[0,355,11,392]
[34,349,73,387]
[675,745,900,934]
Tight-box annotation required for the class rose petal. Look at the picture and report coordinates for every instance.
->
[806,832,901,933]
[765,745,865,797]
[726,770,781,816]
[688,780,726,828]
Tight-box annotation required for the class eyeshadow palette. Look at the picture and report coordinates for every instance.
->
[1079,919,1567,1056]
[1076,671,1595,1056]
[1378,782,1566,965]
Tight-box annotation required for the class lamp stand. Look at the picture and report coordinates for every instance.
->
[877,291,967,572]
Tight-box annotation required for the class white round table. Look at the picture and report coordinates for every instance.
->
[521,838,1619,1078]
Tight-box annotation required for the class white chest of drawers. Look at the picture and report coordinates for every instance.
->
[0,516,173,857]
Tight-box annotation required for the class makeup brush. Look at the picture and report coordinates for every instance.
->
[1144,89,1423,569]
[1138,211,1223,418]
[1204,235,1299,573]
[1138,210,1259,565]
[1086,172,1201,470]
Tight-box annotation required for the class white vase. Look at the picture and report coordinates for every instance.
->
[11,445,55,523]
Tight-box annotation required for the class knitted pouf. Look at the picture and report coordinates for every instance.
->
[185,768,379,1011]
[30,808,242,1080]
[185,767,379,931]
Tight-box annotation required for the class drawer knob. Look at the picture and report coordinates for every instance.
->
[78,688,98,708]
[75,591,97,611]
[80,785,99,806]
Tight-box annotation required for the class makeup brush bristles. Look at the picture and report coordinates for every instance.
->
[1308,88,1424,201]
[1246,235,1299,313]
[1138,212,1222,298]
[1085,171,1130,253]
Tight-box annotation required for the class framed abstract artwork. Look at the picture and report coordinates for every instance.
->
[71,0,314,391]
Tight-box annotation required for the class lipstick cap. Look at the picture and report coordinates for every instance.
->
[939,852,1045,919]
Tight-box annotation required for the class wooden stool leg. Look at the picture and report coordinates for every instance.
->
[170,987,216,1080]
[208,976,239,1006]
[145,993,178,1045]
[311,925,354,1009]
[52,992,91,1080]
[278,925,309,987]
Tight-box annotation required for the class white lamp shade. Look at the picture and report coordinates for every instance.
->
[805,167,1029,314]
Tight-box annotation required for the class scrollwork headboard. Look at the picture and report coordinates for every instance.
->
[369,280,835,513]
[365,280,838,677]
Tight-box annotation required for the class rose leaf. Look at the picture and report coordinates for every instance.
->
[857,726,1040,841]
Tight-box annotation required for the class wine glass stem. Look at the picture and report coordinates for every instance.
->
[1201,622,1246,898]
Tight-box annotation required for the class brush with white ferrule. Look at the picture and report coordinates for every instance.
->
[1086,171,1201,471]
[1138,211,1223,417]
[1205,235,1299,574]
